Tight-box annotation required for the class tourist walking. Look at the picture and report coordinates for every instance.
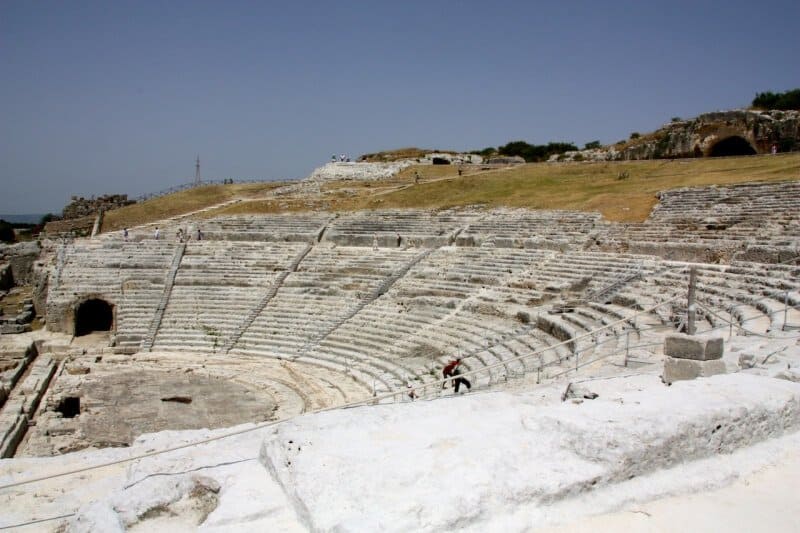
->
[452,364,471,393]
[123,228,128,242]
[154,227,160,240]
[442,357,461,388]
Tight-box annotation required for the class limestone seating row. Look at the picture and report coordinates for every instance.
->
[0,356,56,457]
[456,212,601,247]
[148,242,311,352]
[231,248,422,358]
[321,210,473,247]
[115,281,165,349]
[49,241,177,308]
[623,262,798,334]
[136,214,332,243]
[651,181,800,212]
[317,301,511,367]
[152,285,275,352]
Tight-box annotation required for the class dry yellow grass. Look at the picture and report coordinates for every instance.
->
[102,153,800,226]
[101,182,285,232]
[332,154,800,221]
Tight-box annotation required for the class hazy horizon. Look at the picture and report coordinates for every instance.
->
[2,0,798,214]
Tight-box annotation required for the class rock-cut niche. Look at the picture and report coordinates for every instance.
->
[74,298,113,336]
[708,136,757,157]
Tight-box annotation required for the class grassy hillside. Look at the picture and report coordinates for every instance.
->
[101,182,284,232]
[348,154,800,221]
[101,153,800,229]
[211,153,800,222]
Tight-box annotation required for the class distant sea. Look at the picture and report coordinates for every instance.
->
[0,214,46,224]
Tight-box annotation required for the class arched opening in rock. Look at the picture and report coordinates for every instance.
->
[708,136,757,157]
[74,299,113,336]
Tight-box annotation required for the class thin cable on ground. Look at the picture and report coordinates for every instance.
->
[123,457,257,490]
[0,513,76,531]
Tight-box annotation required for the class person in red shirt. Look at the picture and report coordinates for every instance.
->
[442,357,462,389]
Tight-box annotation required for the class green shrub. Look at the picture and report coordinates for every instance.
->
[0,220,15,243]
[630,132,641,140]
[496,140,578,162]
[584,140,601,150]
[752,89,800,110]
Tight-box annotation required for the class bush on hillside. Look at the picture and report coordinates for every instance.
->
[584,140,601,150]
[470,147,498,157]
[752,89,800,110]
[496,140,578,162]
[0,220,16,243]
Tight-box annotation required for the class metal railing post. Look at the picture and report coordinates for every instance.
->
[784,290,789,332]
[624,330,630,367]
[687,267,697,335]
[729,305,734,339]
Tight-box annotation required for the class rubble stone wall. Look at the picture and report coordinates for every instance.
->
[62,194,135,220]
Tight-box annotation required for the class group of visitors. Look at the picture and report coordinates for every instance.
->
[331,153,351,163]
[144,226,202,242]
[175,227,203,242]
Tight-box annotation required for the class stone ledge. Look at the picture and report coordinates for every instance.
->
[664,356,726,384]
[665,333,723,361]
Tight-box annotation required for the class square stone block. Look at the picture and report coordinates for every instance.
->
[665,333,723,361]
[663,356,726,384]
[664,333,704,359]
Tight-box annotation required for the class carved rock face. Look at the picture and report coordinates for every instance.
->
[553,109,800,161]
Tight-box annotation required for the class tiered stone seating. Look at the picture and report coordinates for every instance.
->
[230,245,423,389]
[456,210,603,249]
[0,352,56,457]
[650,181,800,225]
[323,209,474,247]
[43,185,800,405]
[151,241,309,353]
[310,247,579,392]
[195,214,332,242]
[47,241,177,335]
[614,259,800,336]
[594,181,800,262]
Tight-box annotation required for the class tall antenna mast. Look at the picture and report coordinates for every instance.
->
[195,155,201,185]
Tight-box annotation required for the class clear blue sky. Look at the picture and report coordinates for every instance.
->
[1,0,798,214]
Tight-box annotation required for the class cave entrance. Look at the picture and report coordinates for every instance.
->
[56,397,81,418]
[708,136,757,157]
[74,299,113,336]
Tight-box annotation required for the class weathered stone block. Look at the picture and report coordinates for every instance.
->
[664,333,723,361]
[1,323,29,334]
[663,356,726,384]
[704,337,724,359]
[664,334,704,359]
